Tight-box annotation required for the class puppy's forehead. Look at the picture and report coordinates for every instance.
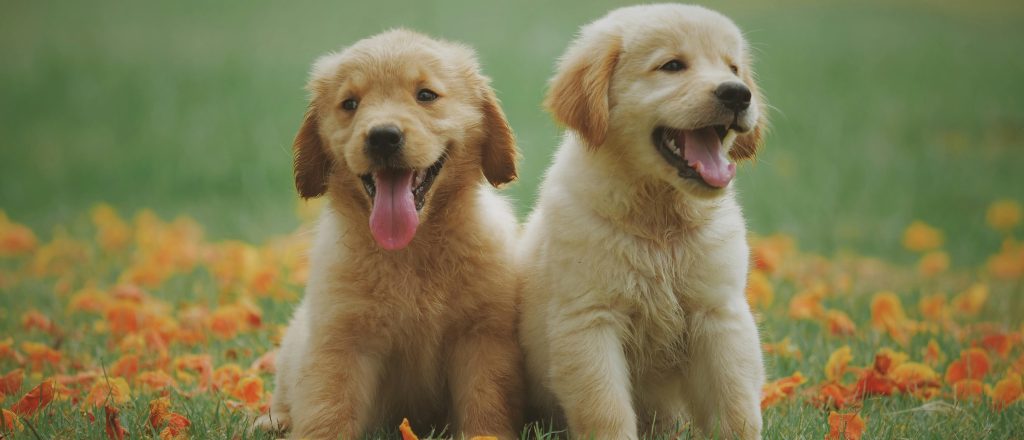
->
[605,5,747,58]
[324,30,477,90]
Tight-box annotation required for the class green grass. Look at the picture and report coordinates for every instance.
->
[2,0,1024,439]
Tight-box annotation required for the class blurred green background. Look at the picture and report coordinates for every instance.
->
[2,0,1023,264]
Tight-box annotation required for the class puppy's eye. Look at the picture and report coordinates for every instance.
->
[659,60,687,72]
[341,99,359,111]
[730,64,739,75]
[416,89,439,102]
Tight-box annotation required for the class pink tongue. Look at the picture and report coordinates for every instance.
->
[369,169,419,250]
[682,127,736,188]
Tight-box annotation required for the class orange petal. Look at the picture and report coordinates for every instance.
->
[826,411,866,440]
[945,348,990,383]
[0,368,24,396]
[399,418,420,440]
[104,405,128,440]
[1,408,23,432]
[989,372,1022,410]
[11,379,56,417]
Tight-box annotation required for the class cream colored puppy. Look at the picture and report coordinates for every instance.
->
[255,30,523,439]
[520,4,766,440]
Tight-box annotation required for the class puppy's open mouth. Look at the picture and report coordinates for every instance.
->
[652,125,736,189]
[358,156,445,250]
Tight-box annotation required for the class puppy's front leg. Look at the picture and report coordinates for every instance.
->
[289,345,382,439]
[549,310,638,440]
[682,299,764,440]
[449,326,524,440]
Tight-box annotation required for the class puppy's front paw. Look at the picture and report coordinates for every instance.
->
[252,412,291,434]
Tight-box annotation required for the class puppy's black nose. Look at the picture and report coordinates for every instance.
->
[714,82,752,112]
[365,124,404,159]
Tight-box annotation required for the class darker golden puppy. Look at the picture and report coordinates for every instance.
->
[256,29,523,440]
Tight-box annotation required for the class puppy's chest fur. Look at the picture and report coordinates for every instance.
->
[612,226,742,374]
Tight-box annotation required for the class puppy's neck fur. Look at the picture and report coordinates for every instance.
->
[555,134,732,242]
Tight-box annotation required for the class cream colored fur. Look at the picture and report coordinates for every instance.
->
[519,5,766,439]
[256,30,523,440]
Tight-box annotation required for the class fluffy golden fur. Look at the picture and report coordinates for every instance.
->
[256,29,523,439]
[519,5,767,439]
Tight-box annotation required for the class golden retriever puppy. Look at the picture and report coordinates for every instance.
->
[519,5,766,440]
[255,29,523,439]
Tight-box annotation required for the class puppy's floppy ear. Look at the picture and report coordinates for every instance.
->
[729,67,767,161]
[293,106,333,199]
[478,84,519,187]
[544,30,621,149]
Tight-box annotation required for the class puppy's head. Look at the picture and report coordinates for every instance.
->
[546,4,765,198]
[293,29,517,250]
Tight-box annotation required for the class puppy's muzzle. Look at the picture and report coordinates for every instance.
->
[714,82,751,112]
[365,124,405,162]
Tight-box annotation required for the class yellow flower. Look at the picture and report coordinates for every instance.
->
[745,269,774,308]
[952,283,988,317]
[902,221,944,252]
[917,251,949,277]
[986,199,1022,233]
[825,345,853,382]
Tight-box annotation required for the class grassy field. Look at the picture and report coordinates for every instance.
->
[1,0,1023,438]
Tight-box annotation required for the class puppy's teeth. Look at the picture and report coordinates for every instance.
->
[723,130,738,149]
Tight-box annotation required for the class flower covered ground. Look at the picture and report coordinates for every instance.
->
[1,200,1022,439]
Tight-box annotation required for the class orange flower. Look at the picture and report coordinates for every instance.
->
[110,354,140,379]
[889,362,940,394]
[872,348,908,375]
[870,292,912,344]
[91,203,132,253]
[137,370,175,391]
[945,348,991,383]
[989,372,1022,410]
[745,269,774,308]
[173,354,213,390]
[813,382,853,409]
[922,339,946,366]
[826,310,857,337]
[84,377,132,407]
[68,287,111,313]
[986,199,1022,233]
[952,379,986,401]
[917,251,949,277]
[902,221,943,252]
[0,212,38,257]
[826,412,866,440]
[789,286,826,320]
[0,368,24,397]
[952,283,988,316]
[918,294,948,322]
[400,418,420,440]
[149,397,191,439]
[1,408,22,432]
[21,310,56,334]
[853,369,896,397]
[981,332,1021,357]
[986,239,1024,279]
[825,346,853,382]
[213,363,243,392]
[230,375,265,406]
[11,379,56,416]
[104,405,129,440]
[21,341,62,371]
[763,338,802,360]
[760,371,806,409]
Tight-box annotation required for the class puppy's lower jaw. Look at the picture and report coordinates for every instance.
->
[652,126,736,189]
[359,156,444,250]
